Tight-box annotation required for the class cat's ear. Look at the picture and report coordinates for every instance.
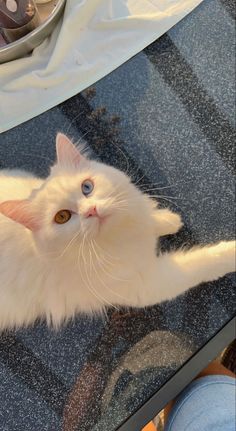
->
[56,133,85,169]
[0,200,40,231]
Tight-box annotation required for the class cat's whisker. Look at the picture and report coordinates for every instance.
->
[77,236,109,307]
[65,112,84,135]
[88,247,121,308]
[134,174,146,186]
[108,194,128,206]
[110,139,130,177]
[139,182,174,188]
[147,194,185,201]
[102,187,126,205]
[137,179,186,189]
[130,192,176,208]
[91,240,116,267]
[91,240,130,283]
[128,167,143,182]
[112,194,128,202]
[107,198,129,211]
[108,190,127,202]
[38,230,83,261]
[112,199,128,206]
[110,203,128,211]
[89,242,126,302]
[111,201,128,210]
[74,130,92,150]
[113,190,127,199]
[92,240,119,264]
[78,261,105,307]
[141,185,179,192]
[149,195,182,209]
[79,237,118,309]
[58,230,82,259]
[110,205,128,213]
[111,205,128,211]
[148,194,185,201]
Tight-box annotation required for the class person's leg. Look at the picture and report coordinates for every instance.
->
[142,360,235,431]
[163,361,235,431]
[163,360,235,424]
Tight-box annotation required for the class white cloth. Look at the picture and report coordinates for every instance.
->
[0,0,203,133]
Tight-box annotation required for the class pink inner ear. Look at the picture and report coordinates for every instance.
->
[56,133,83,169]
[0,200,40,231]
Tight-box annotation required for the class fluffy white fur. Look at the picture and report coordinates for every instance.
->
[0,134,235,330]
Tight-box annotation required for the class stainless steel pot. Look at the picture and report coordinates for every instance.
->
[0,0,66,63]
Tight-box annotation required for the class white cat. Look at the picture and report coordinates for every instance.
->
[0,134,235,330]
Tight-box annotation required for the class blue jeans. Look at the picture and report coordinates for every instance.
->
[164,375,236,431]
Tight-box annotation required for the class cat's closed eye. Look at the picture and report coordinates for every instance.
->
[54,210,72,224]
[82,179,94,196]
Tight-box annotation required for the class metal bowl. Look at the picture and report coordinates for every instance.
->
[0,0,66,64]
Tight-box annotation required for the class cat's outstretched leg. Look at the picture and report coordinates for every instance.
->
[153,209,183,237]
[152,240,236,302]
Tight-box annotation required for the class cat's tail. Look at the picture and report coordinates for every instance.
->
[146,240,235,304]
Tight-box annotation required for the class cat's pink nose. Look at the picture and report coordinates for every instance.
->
[85,206,98,218]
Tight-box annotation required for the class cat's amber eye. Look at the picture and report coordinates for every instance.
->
[54,210,72,224]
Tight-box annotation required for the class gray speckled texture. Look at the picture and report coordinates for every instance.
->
[169,0,236,126]
[0,0,235,430]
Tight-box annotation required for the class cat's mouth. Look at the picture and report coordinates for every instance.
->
[83,207,111,235]
[98,214,110,225]
[93,213,111,230]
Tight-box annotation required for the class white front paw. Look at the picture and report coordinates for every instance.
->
[155,209,183,236]
[210,240,236,276]
[217,240,236,274]
[167,212,183,234]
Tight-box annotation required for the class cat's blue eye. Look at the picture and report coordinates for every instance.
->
[82,179,94,196]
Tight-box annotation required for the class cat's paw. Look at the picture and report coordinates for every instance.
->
[154,209,183,236]
[211,240,236,275]
[166,211,183,235]
[220,240,235,273]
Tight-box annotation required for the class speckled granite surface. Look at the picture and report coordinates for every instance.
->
[0,0,235,430]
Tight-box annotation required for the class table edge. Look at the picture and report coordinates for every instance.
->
[117,315,236,431]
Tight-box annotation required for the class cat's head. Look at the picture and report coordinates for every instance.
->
[0,134,154,256]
